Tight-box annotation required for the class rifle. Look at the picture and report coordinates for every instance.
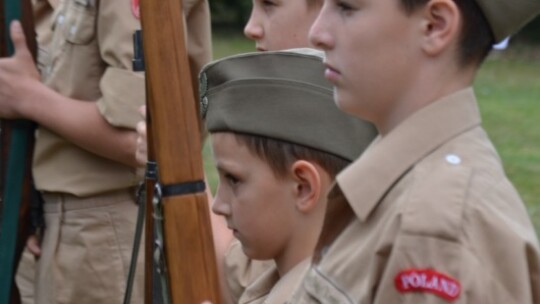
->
[139,0,222,303]
[0,0,38,303]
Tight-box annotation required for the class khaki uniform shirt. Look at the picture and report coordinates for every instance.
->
[32,0,211,196]
[292,88,540,303]
[225,240,309,304]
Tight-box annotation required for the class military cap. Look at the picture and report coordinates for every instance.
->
[475,0,540,42]
[199,48,376,161]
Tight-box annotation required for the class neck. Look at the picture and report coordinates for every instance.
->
[376,58,476,136]
[274,199,326,276]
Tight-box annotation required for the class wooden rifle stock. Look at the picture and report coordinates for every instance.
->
[139,0,222,303]
[0,0,38,303]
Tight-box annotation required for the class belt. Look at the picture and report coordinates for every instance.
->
[42,188,136,213]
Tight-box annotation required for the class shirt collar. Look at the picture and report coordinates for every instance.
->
[240,259,310,303]
[336,88,481,222]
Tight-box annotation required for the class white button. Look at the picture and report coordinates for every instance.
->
[57,15,65,25]
[446,154,461,165]
[70,26,77,36]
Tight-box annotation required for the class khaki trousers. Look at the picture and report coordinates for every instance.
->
[16,248,36,304]
[29,189,144,304]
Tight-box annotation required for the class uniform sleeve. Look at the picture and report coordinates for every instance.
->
[95,0,211,130]
[373,231,539,304]
[95,0,144,129]
[372,234,481,303]
[184,0,212,139]
[224,239,275,303]
[371,159,540,304]
[185,0,212,89]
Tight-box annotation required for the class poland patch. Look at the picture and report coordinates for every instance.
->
[394,269,461,301]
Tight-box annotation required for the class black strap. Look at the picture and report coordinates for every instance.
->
[122,183,145,304]
[161,180,205,197]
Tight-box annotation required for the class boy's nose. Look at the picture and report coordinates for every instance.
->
[244,14,264,41]
[309,10,333,50]
[212,193,231,217]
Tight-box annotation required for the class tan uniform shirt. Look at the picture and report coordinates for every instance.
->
[292,88,540,303]
[225,240,309,304]
[32,0,211,196]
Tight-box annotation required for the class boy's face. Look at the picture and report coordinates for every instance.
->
[309,0,421,124]
[210,133,297,260]
[244,0,321,51]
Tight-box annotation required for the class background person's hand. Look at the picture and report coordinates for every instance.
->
[26,234,42,258]
[0,20,41,119]
[135,105,148,166]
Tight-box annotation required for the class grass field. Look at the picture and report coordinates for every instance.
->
[206,32,540,235]
[476,56,540,234]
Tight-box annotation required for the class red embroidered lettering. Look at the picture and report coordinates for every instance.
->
[131,0,140,19]
[395,269,461,301]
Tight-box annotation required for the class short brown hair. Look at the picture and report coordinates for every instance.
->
[399,0,494,67]
[232,132,350,180]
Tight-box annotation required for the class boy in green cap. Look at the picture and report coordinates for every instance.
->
[200,48,375,303]
[290,0,540,302]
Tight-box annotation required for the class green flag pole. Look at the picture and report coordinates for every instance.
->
[0,0,37,302]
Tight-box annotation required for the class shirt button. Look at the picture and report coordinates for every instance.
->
[445,154,461,165]
[57,15,65,25]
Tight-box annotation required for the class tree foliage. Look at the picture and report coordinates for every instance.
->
[209,0,251,29]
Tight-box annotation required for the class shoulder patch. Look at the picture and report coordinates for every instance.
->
[395,269,461,301]
[131,0,140,19]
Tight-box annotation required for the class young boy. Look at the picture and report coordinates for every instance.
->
[244,0,322,50]
[290,0,540,303]
[199,48,375,303]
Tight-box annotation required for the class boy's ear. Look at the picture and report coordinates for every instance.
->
[290,160,322,214]
[420,0,460,57]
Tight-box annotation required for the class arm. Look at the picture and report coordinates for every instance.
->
[0,21,139,168]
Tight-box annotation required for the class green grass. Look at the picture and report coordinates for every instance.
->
[475,56,540,235]
[206,32,540,235]
[211,30,254,60]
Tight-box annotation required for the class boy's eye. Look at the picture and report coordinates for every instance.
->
[262,0,276,6]
[336,0,354,13]
[225,173,240,185]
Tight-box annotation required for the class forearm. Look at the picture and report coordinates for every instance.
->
[19,79,139,167]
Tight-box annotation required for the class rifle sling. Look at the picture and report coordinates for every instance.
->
[160,180,205,198]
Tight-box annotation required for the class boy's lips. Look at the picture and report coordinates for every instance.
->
[323,62,341,82]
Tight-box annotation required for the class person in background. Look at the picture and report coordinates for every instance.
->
[2,0,212,303]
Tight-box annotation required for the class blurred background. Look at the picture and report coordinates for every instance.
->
[204,1,540,235]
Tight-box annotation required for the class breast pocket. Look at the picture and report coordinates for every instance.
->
[63,0,97,45]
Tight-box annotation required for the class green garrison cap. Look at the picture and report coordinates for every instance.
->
[199,48,377,161]
[475,0,540,42]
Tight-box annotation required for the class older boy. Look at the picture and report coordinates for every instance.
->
[201,48,375,303]
[292,0,540,302]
